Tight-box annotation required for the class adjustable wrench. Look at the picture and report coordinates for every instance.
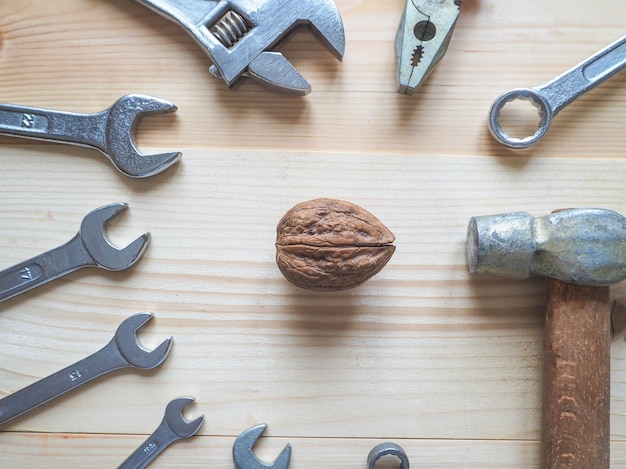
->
[132,0,345,95]
[0,312,172,427]
[0,94,180,177]
[0,202,149,303]
[118,397,204,469]
[233,424,291,469]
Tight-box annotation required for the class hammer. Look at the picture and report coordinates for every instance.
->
[466,208,626,469]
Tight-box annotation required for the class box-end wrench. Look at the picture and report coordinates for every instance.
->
[118,397,204,469]
[489,34,626,148]
[0,94,180,177]
[0,202,149,303]
[0,312,172,427]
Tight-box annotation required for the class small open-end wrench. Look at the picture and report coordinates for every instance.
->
[118,397,204,469]
[0,94,180,177]
[233,424,291,469]
[0,202,150,303]
[132,0,345,95]
[489,34,626,148]
[0,312,172,427]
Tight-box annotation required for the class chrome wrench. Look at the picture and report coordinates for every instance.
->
[118,397,204,469]
[367,442,410,469]
[0,312,172,427]
[131,0,345,95]
[0,202,149,303]
[489,34,626,148]
[0,94,180,177]
[233,424,291,469]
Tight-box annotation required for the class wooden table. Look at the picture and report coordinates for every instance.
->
[1,0,626,467]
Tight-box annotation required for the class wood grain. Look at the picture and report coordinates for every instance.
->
[542,280,611,468]
[1,0,626,467]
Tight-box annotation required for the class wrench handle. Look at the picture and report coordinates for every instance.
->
[0,235,93,303]
[537,34,626,116]
[541,278,611,469]
[0,340,128,427]
[0,103,107,150]
[117,423,177,469]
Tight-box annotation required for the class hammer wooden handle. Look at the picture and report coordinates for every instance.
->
[542,278,611,469]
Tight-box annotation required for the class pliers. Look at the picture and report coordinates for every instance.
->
[395,0,462,95]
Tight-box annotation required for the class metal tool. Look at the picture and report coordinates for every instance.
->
[395,0,462,95]
[489,34,626,148]
[118,397,204,469]
[367,442,410,469]
[0,94,180,177]
[132,0,345,95]
[467,209,626,286]
[233,423,291,469]
[0,312,172,427]
[466,208,626,468]
[0,202,150,303]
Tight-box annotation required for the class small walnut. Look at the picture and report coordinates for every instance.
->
[275,198,396,291]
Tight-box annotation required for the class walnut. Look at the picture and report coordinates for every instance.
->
[275,198,396,291]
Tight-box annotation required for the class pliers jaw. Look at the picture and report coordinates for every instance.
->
[395,0,462,96]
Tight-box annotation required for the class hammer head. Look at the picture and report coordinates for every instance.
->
[466,208,626,287]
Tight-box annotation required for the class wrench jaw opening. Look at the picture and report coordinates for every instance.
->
[79,203,151,272]
[164,397,205,438]
[114,312,173,369]
[233,423,292,469]
[105,94,181,178]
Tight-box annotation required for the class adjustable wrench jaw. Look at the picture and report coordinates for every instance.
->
[135,0,345,95]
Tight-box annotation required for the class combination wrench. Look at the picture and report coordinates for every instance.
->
[489,34,626,148]
[0,312,172,427]
[0,202,149,303]
[0,94,180,177]
[118,397,204,469]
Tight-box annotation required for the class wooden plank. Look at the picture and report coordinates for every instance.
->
[1,148,626,444]
[0,1,625,157]
[6,432,626,469]
[4,432,626,468]
[1,0,626,466]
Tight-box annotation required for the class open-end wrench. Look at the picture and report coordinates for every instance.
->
[489,34,626,148]
[0,312,172,427]
[0,94,180,177]
[118,397,204,469]
[132,0,345,95]
[233,424,291,469]
[0,202,150,303]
